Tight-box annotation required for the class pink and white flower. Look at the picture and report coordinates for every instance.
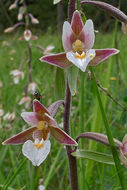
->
[3,100,77,166]
[10,69,24,84]
[18,96,31,109]
[28,82,37,94]
[24,30,32,41]
[40,10,119,72]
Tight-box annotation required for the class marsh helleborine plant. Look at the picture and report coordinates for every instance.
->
[40,10,119,72]
[3,100,77,166]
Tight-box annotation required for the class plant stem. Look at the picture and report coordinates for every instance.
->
[64,79,78,190]
[27,42,32,83]
[90,67,126,190]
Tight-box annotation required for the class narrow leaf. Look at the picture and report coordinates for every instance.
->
[72,149,115,165]
[67,66,79,96]
[55,67,65,99]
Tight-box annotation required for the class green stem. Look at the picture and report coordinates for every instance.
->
[90,67,126,190]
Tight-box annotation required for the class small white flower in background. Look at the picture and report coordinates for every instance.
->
[3,112,15,121]
[18,97,31,109]
[24,30,32,41]
[0,81,3,88]
[39,185,45,190]
[43,45,55,55]
[31,17,39,24]
[9,3,17,10]
[28,82,37,94]
[10,70,24,84]
[0,109,4,117]
[9,49,15,55]
[2,41,10,47]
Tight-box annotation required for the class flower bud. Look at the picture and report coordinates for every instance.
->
[4,27,14,33]
[121,22,127,34]
[31,18,39,24]
[120,135,127,168]
[9,3,17,10]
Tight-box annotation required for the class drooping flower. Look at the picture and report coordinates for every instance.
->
[10,69,24,84]
[3,100,77,166]
[3,112,15,121]
[43,45,55,55]
[28,82,37,94]
[18,96,31,109]
[19,29,38,41]
[40,10,119,72]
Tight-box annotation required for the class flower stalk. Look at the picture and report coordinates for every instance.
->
[27,42,32,83]
[64,79,79,190]
[63,1,79,189]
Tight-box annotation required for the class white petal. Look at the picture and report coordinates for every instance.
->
[62,21,74,52]
[22,140,51,166]
[66,49,96,72]
[79,19,95,49]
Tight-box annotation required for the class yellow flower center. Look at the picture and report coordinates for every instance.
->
[34,142,44,149]
[34,139,44,149]
[75,52,86,59]
[37,121,49,141]
[72,40,84,54]
[38,121,45,130]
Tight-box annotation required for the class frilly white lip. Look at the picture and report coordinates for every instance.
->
[22,139,51,166]
[66,49,96,72]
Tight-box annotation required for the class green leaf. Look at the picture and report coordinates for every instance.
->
[55,67,65,100]
[53,0,62,5]
[72,149,115,165]
[67,66,79,96]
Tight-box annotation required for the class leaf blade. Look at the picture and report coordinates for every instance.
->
[72,149,115,165]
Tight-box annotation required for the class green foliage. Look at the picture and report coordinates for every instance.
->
[67,66,79,96]
[1,31,127,189]
[55,67,65,99]
[72,150,115,165]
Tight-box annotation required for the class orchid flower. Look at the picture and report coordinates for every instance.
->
[40,10,119,72]
[19,29,37,41]
[3,99,77,166]
[10,69,24,84]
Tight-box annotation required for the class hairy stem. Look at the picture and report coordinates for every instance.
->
[27,42,32,83]
[64,79,78,190]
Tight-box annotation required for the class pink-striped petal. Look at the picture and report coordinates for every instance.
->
[44,113,58,127]
[44,113,77,146]
[49,126,78,146]
[62,21,76,52]
[33,99,50,116]
[71,10,84,36]
[2,127,37,145]
[40,53,72,69]
[48,100,64,118]
[79,19,95,49]
[21,112,43,126]
[89,48,119,66]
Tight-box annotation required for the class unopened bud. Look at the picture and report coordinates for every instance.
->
[121,22,127,34]
[120,135,127,168]
[31,18,39,24]
[9,3,17,10]
[4,27,14,33]
[18,13,23,21]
